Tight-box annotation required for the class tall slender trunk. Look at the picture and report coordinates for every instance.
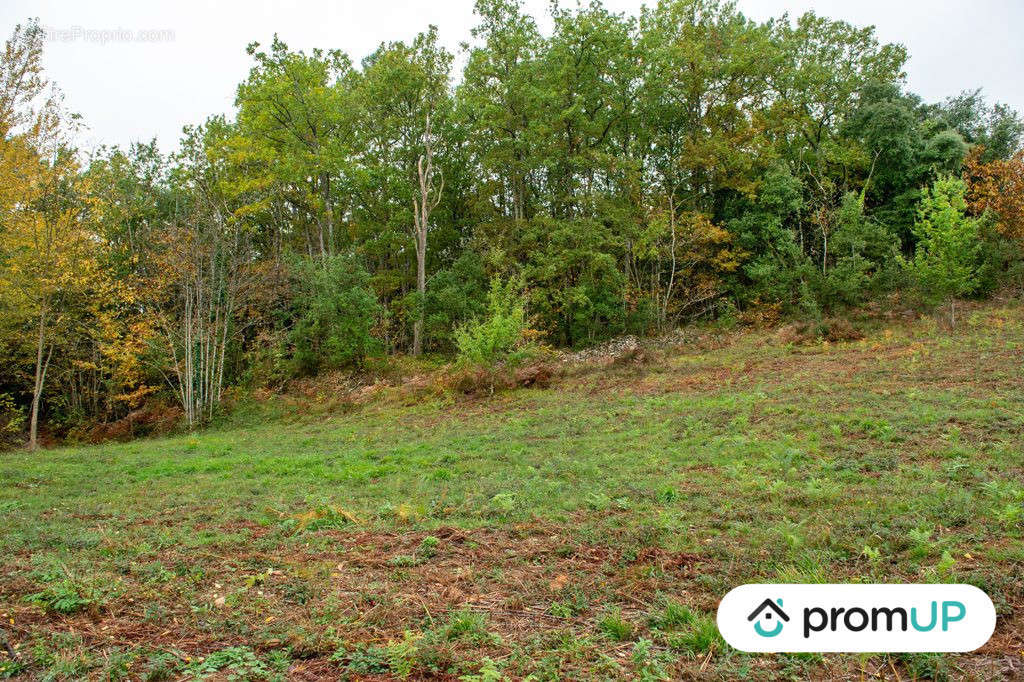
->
[321,171,333,258]
[822,228,828,275]
[412,217,426,355]
[29,311,53,450]
[661,193,678,330]
[411,112,442,356]
[183,284,194,425]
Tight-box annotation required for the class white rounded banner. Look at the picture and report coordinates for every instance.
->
[717,584,996,652]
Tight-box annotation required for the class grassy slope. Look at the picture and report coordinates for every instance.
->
[1,303,1022,680]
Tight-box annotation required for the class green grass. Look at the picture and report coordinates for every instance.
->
[1,303,1022,679]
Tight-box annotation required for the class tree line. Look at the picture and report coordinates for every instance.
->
[2,0,1023,448]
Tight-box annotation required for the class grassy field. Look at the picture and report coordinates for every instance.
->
[2,303,1023,680]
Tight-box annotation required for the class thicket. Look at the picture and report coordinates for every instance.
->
[1,1,1023,446]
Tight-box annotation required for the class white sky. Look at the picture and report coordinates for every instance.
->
[2,0,1021,154]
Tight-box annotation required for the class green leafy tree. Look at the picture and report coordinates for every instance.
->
[154,118,259,427]
[728,165,814,311]
[289,254,380,375]
[353,27,453,355]
[458,0,543,223]
[638,0,770,214]
[522,215,626,347]
[939,89,1024,163]
[765,12,907,161]
[907,176,982,326]
[843,82,967,240]
[0,19,107,448]
[234,36,356,258]
[822,191,899,307]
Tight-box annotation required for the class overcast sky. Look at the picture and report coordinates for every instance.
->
[2,0,1021,153]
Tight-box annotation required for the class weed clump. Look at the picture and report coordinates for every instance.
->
[24,562,109,615]
[776,316,865,344]
[440,609,499,644]
[649,599,695,630]
[598,609,634,641]
[665,613,726,656]
[182,646,269,679]
[330,611,497,678]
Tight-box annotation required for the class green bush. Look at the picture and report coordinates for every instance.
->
[897,652,950,681]
[821,192,901,309]
[729,167,818,312]
[454,277,532,368]
[24,562,107,615]
[331,643,391,675]
[423,252,488,351]
[521,215,628,347]
[906,176,983,325]
[650,599,695,630]
[25,578,96,614]
[666,614,726,656]
[288,254,381,375]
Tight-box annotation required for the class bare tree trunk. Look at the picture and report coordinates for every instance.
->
[321,171,333,258]
[183,284,194,425]
[822,228,828,275]
[411,112,443,356]
[29,311,53,450]
[412,223,426,356]
[661,193,678,330]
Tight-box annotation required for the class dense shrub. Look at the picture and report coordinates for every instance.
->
[454,277,532,369]
[821,192,901,309]
[906,176,983,324]
[288,254,381,375]
[423,252,488,351]
[522,216,628,347]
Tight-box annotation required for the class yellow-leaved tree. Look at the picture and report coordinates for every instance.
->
[0,20,107,448]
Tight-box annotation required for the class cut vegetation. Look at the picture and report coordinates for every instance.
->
[2,302,1022,680]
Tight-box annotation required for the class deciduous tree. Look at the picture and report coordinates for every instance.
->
[907,176,982,326]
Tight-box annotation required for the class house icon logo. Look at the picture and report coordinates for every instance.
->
[748,598,789,637]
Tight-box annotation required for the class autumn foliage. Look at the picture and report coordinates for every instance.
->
[964,146,1024,242]
[1,4,1023,447]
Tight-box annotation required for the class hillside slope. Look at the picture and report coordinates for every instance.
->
[2,303,1023,680]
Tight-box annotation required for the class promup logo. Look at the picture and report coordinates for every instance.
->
[718,584,996,653]
[748,598,789,637]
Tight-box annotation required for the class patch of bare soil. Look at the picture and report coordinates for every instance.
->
[0,524,712,677]
[3,523,1022,679]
